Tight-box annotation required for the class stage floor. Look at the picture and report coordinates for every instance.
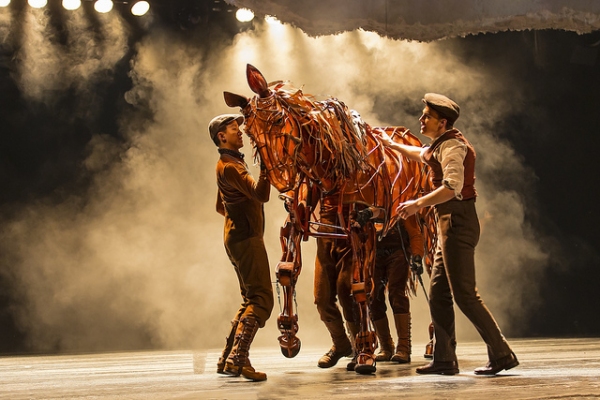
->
[1,338,599,399]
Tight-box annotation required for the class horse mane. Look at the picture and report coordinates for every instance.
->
[273,84,369,181]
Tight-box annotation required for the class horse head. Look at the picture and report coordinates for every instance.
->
[224,64,304,193]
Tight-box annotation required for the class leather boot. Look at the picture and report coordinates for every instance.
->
[390,313,411,363]
[474,352,519,375]
[424,322,434,359]
[217,319,239,374]
[416,360,459,375]
[223,316,267,381]
[373,317,395,362]
[318,320,353,368]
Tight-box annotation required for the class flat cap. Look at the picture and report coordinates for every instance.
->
[422,93,460,125]
[208,114,244,140]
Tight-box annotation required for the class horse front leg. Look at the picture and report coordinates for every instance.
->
[350,224,378,374]
[275,220,302,358]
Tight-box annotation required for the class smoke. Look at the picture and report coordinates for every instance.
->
[0,10,549,353]
[15,9,129,104]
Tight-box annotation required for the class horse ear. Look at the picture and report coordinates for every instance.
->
[224,91,249,109]
[246,64,270,98]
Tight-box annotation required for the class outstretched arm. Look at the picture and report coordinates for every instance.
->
[378,131,423,162]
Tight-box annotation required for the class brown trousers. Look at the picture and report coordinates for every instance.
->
[313,235,356,325]
[225,236,274,328]
[313,205,356,326]
[370,226,410,320]
[430,199,512,362]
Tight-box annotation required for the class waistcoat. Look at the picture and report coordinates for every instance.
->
[422,129,477,200]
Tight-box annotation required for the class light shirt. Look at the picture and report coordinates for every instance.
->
[420,138,467,200]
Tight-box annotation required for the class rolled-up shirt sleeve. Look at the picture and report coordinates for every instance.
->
[436,139,467,200]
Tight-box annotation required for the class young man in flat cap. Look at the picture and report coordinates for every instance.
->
[377,94,519,376]
[209,113,274,381]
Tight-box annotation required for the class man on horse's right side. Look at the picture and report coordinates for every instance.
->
[378,93,519,376]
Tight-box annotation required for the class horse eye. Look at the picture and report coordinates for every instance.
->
[274,116,284,125]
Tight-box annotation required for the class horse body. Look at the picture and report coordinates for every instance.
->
[224,64,435,374]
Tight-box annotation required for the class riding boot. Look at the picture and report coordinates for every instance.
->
[390,313,411,363]
[318,320,353,368]
[223,316,267,381]
[373,317,395,362]
[424,322,434,359]
[217,319,239,374]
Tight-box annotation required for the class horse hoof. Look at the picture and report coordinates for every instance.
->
[280,338,301,358]
[354,353,377,374]
[354,363,377,375]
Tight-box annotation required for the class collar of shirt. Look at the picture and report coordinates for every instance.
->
[218,148,245,160]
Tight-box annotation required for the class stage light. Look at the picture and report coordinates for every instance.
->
[131,1,149,16]
[62,0,81,10]
[236,8,254,23]
[94,0,113,13]
[28,0,47,8]
[0,0,10,8]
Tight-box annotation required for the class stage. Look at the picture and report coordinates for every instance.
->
[1,338,599,399]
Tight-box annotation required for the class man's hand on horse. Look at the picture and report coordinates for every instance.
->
[410,254,424,276]
[377,131,393,147]
[397,200,420,219]
[279,191,294,213]
[258,159,271,181]
[352,207,374,228]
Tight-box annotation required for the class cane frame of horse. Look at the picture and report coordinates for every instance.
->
[223,64,437,374]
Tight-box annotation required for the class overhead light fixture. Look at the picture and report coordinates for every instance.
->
[94,0,113,13]
[28,0,48,8]
[130,0,150,16]
[236,8,254,23]
[0,0,10,8]
[62,0,81,10]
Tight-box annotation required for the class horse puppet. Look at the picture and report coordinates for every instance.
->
[223,64,436,374]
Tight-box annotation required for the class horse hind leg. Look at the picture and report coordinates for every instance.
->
[352,281,378,374]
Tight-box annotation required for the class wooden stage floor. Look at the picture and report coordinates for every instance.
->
[1,338,599,399]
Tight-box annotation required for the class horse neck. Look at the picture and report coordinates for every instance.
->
[294,142,335,193]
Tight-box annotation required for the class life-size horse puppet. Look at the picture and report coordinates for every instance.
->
[224,64,436,374]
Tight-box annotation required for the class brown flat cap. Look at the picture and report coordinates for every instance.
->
[208,114,244,140]
[422,93,460,125]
